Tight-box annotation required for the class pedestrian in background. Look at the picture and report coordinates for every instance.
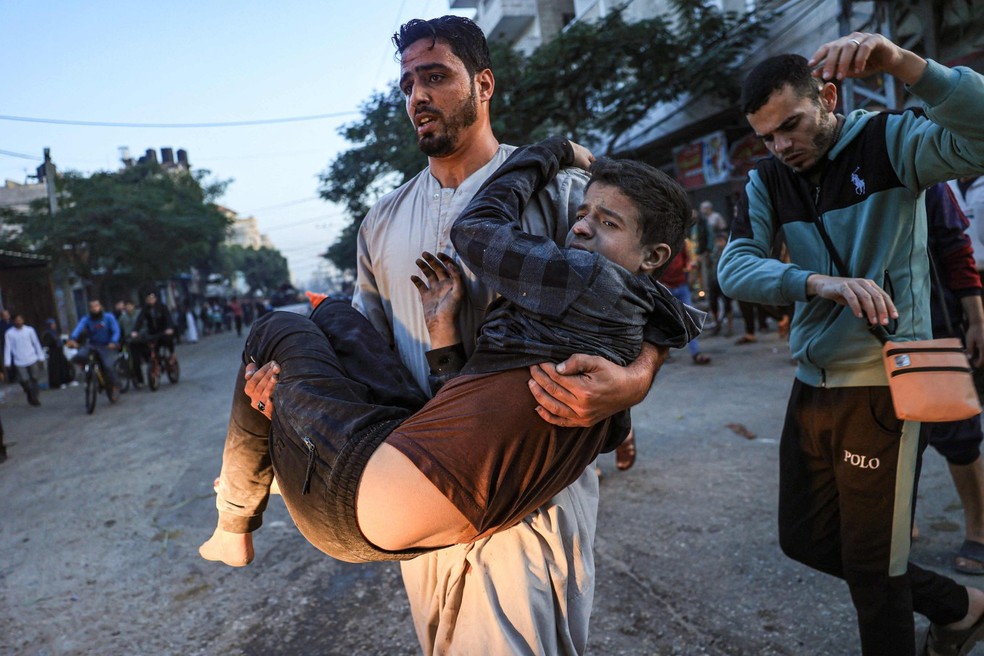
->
[4,313,44,406]
[662,249,711,364]
[918,182,984,577]
[706,231,734,336]
[0,308,13,382]
[948,174,984,271]
[229,297,244,337]
[699,201,728,240]
[41,318,73,390]
[183,302,199,344]
[242,298,255,327]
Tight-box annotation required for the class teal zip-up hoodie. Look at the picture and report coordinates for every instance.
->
[719,61,984,387]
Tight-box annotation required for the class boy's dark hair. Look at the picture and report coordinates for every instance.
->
[740,54,824,115]
[393,16,491,77]
[587,158,693,277]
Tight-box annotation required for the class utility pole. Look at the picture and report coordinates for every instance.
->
[38,148,78,329]
[41,147,58,215]
[839,0,899,112]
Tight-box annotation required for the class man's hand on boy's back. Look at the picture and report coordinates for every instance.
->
[528,343,667,427]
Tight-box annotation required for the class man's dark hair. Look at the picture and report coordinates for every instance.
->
[740,54,824,115]
[587,158,693,277]
[393,16,491,77]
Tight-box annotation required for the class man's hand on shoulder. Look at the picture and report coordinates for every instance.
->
[528,343,665,427]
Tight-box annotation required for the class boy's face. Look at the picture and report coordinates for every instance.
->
[566,182,668,274]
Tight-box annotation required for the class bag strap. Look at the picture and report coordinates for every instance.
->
[926,252,957,338]
[813,219,891,344]
[811,217,952,346]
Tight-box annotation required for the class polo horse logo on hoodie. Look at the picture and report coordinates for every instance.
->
[851,167,866,196]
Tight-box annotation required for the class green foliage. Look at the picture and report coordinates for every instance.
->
[7,162,231,299]
[319,87,426,221]
[317,0,773,272]
[323,221,360,277]
[220,244,290,296]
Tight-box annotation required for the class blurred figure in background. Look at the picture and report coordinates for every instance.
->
[41,318,73,390]
[4,313,44,406]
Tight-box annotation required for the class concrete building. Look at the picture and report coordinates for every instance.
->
[119,146,191,172]
[0,180,46,215]
[219,206,275,251]
[450,0,576,54]
[0,184,58,330]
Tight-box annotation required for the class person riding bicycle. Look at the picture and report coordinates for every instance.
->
[66,299,122,401]
[130,291,175,377]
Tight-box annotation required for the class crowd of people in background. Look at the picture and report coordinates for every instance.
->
[663,197,793,365]
[0,289,299,466]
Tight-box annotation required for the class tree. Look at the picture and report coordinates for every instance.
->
[317,0,773,272]
[220,244,290,297]
[319,87,427,222]
[3,161,230,300]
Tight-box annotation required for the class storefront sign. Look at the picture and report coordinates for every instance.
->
[728,132,771,179]
[673,131,732,190]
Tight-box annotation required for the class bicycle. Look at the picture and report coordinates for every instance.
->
[145,337,180,391]
[114,341,138,393]
[82,349,118,414]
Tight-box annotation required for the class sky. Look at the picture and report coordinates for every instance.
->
[0,1,474,288]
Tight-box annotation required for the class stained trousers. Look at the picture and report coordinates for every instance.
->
[241,300,431,562]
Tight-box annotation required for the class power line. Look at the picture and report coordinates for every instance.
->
[0,111,359,129]
[194,147,331,162]
[244,196,321,214]
[0,149,42,161]
[281,243,337,255]
[265,212,347,232]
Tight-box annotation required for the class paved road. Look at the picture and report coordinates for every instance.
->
[1,327,981,654]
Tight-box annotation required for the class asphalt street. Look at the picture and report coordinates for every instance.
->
[1,325,982,655]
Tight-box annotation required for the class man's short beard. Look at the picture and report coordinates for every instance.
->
[798,109,839,176]
[418,84,479,157]
[811,111,838,160]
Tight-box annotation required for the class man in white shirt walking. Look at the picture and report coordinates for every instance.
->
[4,314,45,406]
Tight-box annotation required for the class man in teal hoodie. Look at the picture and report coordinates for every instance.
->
[719,32,984,655]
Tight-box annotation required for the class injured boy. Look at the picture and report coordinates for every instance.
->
[200,135,703,564]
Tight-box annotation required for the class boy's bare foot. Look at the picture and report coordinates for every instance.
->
[199,528,254,567]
